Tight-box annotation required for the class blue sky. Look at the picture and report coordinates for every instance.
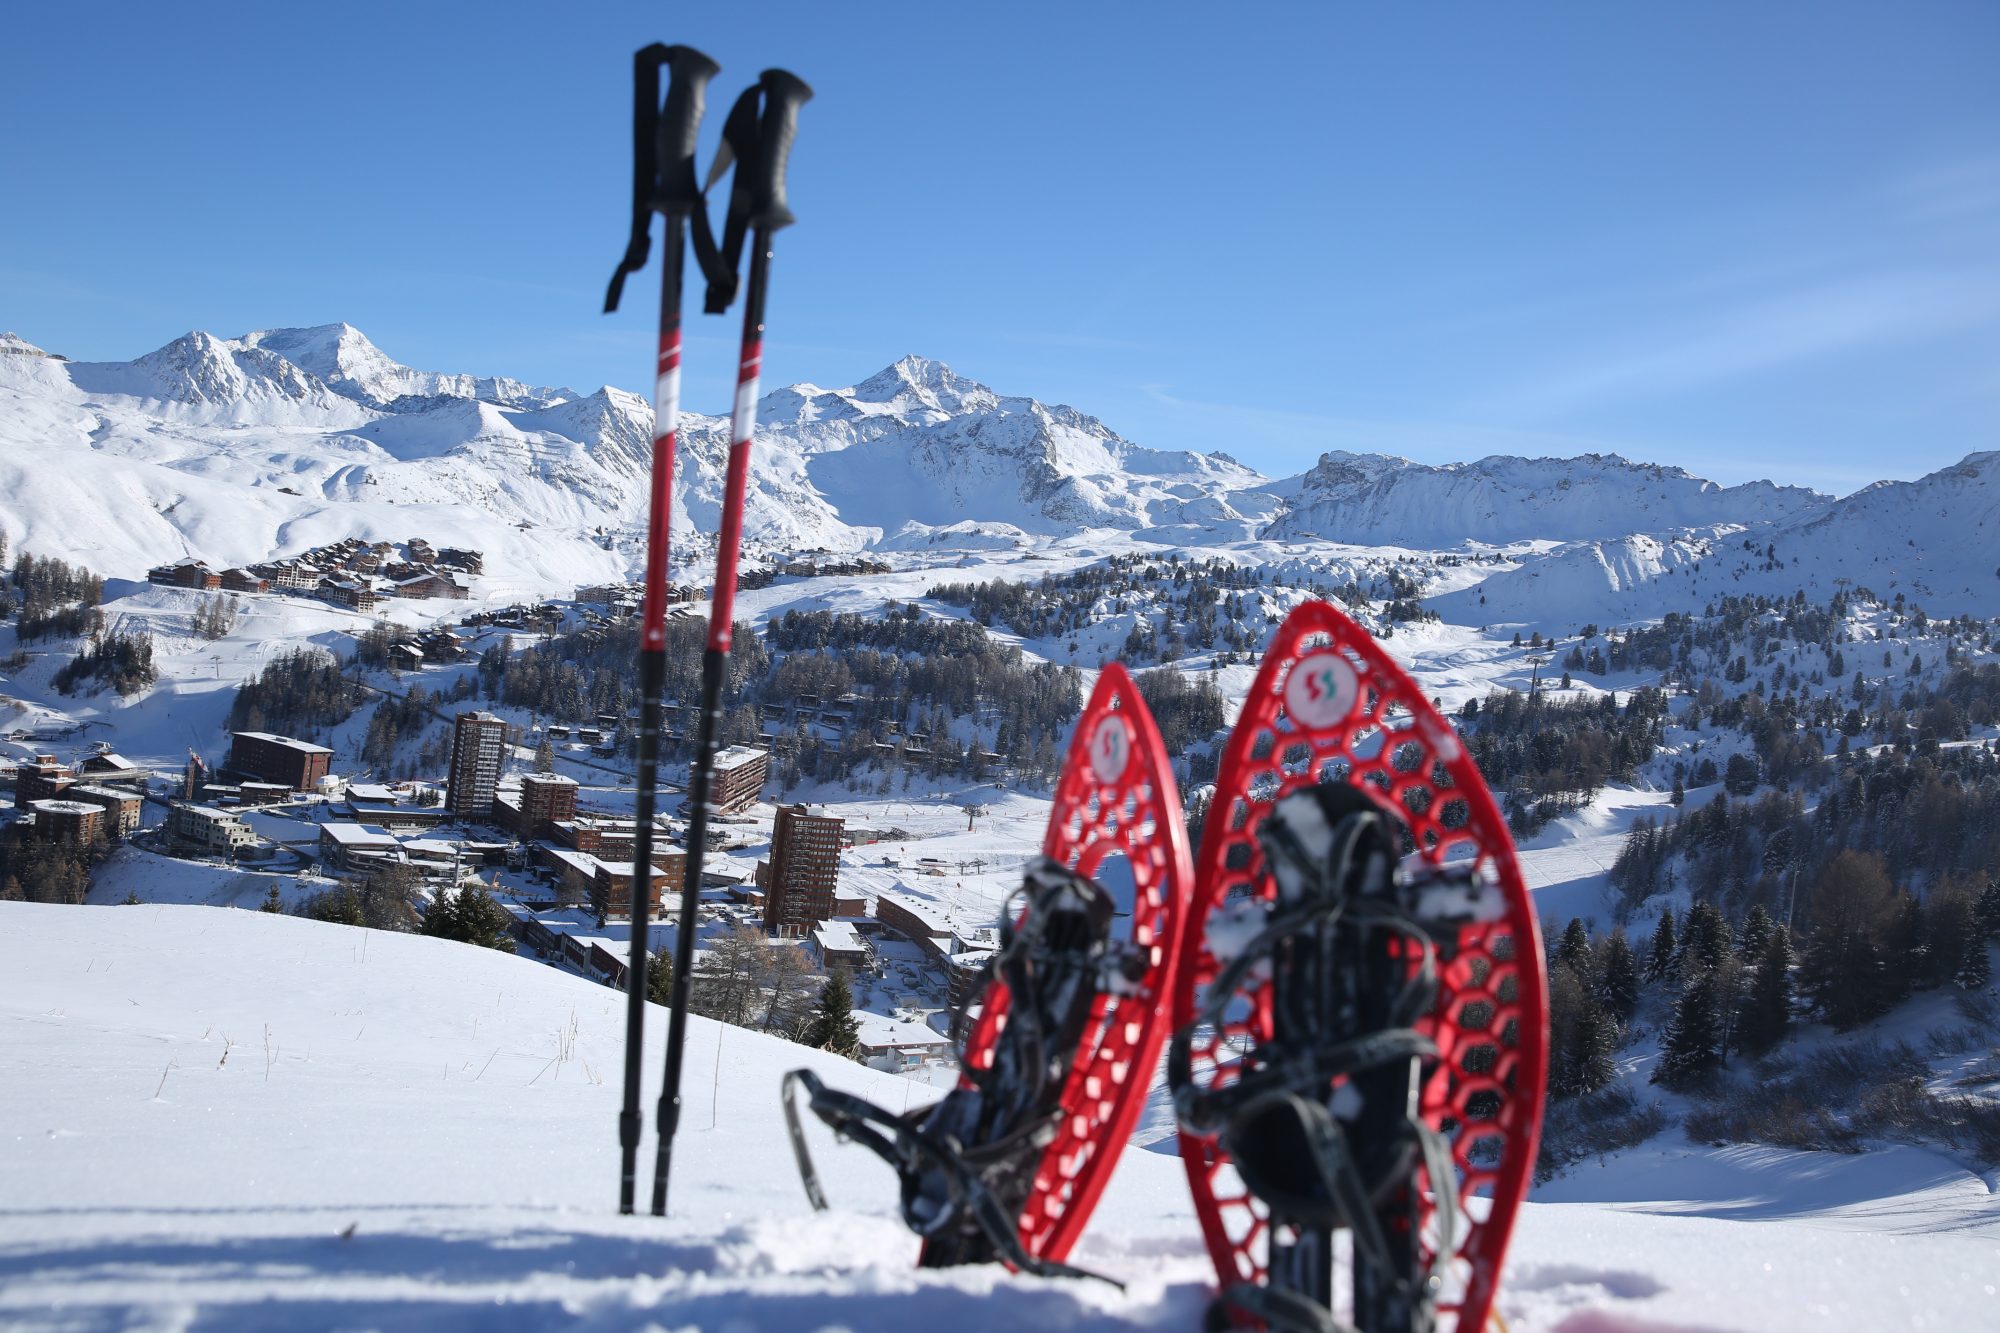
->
[3,3,1996,495]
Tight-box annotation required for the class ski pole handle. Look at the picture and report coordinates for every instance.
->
[748,69,813,231]
[653,44,721,215]
[606,42,719,313]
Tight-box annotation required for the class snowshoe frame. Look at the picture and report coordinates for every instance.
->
[1173,601,1547,1331]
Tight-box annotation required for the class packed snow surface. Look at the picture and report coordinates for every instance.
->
[4,902,1996,1331]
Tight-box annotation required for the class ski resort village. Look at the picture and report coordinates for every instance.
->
[5,12,2000,1330]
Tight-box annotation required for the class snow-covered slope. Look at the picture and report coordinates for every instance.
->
[1266,450,1829,547]
[4,900,1996,1331]
[1761,449,2000,614]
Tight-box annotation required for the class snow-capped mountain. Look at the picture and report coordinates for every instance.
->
[1265,450,1828,547]
[0,327,643,591]
[699,354,1281,548]
[1767,450,2000,612]
[240,323,571,410]
[2,320,1992,622]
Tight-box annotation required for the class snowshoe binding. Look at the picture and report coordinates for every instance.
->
[783,662,1194,1278]
[1170,602,1548,1333]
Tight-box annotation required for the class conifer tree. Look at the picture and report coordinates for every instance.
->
[797,968,861,1057]
[1885,894,1928,997]
[1555,917,1593,981]
[1599,927,1640,1022]
[1737,927,1794,1055]
[1680,902,1732,977]
[1979,879,2000,940]
[260,884,284,913]
[645,948,675,1006]
[1738,903,1772,960]
[1570,989,1618,1095]
[420,883,516,953]
[1652,968,1724,1090]
[1545,963,1616,1099]
[1645,907,1678,984]
[1957,936,1992,991]
[1800,851,1896,1030]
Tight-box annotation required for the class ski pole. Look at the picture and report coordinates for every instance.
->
[653,66,812,1218]
[603,40,719,1218]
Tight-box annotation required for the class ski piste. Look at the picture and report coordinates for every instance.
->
[1170,601,1548,1332]
[783,661,1193,1277]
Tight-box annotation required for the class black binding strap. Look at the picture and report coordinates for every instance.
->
[782,1069,1115,1287]
[1169,790,1467,1333]
[603,44,666,314]
[779,858,1119,1288]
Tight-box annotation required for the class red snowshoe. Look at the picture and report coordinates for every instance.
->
[785,661,1193,1278]
[1169,601,1547,1332]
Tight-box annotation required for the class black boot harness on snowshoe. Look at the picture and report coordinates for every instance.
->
[782,857,1130,1285]
[1171,785,1498,1333]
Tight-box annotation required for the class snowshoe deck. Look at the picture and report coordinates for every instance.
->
[785,661,1193,1274]
[1170,601,1547,1331]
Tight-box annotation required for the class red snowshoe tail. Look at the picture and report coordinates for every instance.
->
[1173,602,1548,1330]
[946,660,1194,1267]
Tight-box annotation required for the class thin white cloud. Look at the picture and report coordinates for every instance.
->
[1889,154,2000,223]
[1487,268,2000,416]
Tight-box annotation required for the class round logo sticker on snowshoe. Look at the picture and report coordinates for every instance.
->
[1089,714,1131,784]
[1284,652,1358,730]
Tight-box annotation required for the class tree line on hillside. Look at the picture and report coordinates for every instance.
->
[927,553,1440,668]
[1537,875,2000,1174]
[3,547,105,642]
[1461,687,1670,834]
[0,837,110,905]
[51,629,156,697]
[1613,742,2000,915]
[228,648,361,739]
[479,609,1112,793]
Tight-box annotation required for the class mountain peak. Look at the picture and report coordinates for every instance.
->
[851,355,993,410]
[237,323,570,411]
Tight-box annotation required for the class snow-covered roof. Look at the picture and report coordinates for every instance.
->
[346,783,399,804]
[30,799,100,816]
[853,1012,952,1051]
[876,887,952,934]
[234,732,334,756]
[69,784,140,803]
[813,920,866,953]
[712,745,767,773]
[320,823,399,849]
[538,846,599,878]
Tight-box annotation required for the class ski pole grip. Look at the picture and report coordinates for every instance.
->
[654,45,721,215]
[749,69,813,231]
